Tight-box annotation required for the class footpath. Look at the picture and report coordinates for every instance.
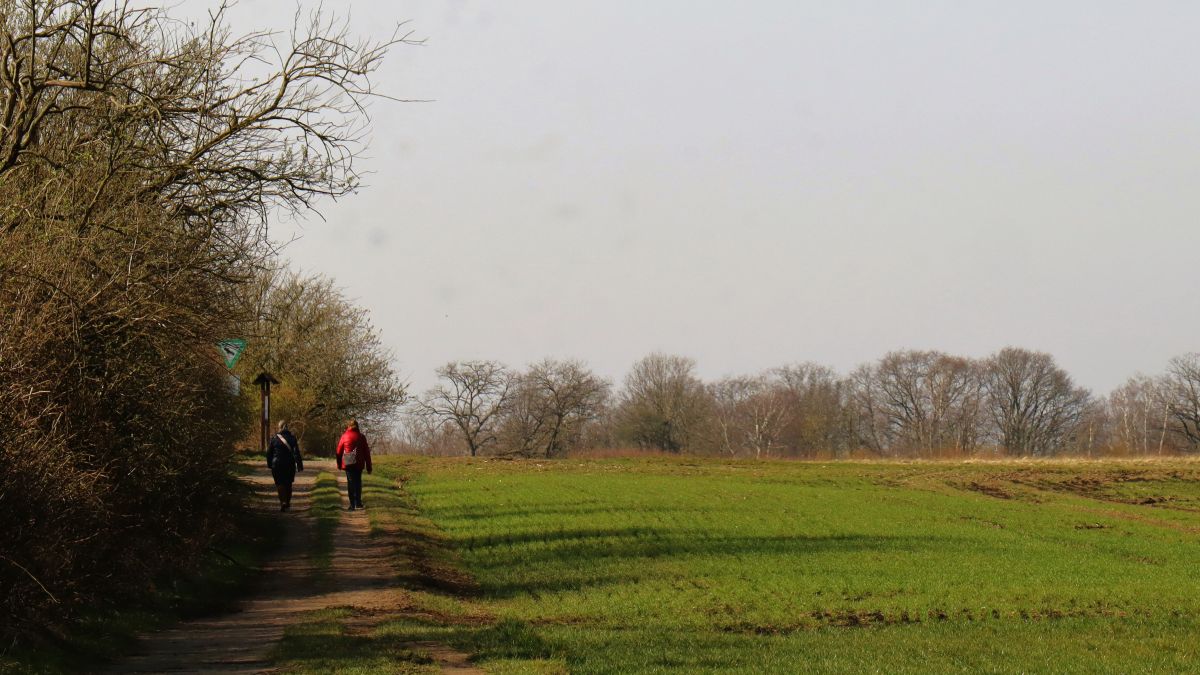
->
[106,460,480,674]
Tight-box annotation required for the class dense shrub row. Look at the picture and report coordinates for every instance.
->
[0,1,401,644]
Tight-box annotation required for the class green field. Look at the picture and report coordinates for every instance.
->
[375,456,1200,673]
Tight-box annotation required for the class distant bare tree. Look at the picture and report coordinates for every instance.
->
[416,361,514,456]
[1063,399,1113,457]
[929,355,986,452]
[848,351,983,456]
[709,374,792,458]
[773,363,850,457]
[983,348,1090,456]
[615,353,712,452]
[711,376,755,456]
[1162,354,1200,450]
[1108,374,1173,454]
[496,381,548,457]
[847,363,889,455]
[520,359,610,457]
[397,414,463,456]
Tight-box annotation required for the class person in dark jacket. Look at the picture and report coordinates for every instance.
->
[336,418,371,511]
[267,420,304,511]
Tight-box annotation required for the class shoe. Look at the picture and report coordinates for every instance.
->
[282,503,290,511]
[280,504,287,512]
[348,506,356,512]
[356,503,365,510]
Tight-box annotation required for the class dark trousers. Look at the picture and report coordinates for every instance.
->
[346,467,364,507]
[272,467,295,508]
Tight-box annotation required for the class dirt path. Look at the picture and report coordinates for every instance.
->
[107,462,321,674]
[106,461,482,674]
[324,471,484,675]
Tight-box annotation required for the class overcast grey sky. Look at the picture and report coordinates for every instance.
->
[195,0,1199,394]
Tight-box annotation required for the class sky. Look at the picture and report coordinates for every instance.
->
[183,0,1200,395]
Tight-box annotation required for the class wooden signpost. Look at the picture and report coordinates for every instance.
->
[252,372,280,454]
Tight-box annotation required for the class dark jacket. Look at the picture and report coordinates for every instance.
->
[267,429,304,473]
[336,428,371,472]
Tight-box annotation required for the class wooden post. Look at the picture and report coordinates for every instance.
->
[253,373,280,454]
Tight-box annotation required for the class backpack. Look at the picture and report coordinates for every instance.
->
[342,444,358,467]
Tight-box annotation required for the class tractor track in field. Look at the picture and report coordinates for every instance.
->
[104,460,480,675]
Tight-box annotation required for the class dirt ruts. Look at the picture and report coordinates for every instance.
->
[105,460,480,674]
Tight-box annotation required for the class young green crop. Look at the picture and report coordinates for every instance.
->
[390,456,1200,673]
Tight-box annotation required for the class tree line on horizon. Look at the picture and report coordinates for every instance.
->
[400,348,1200,459]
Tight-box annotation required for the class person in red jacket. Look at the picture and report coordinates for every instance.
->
[336,418,372,511]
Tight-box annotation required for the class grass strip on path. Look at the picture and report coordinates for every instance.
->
[271,464,566,674]
[269,607,439,675]
[309,471,341,584]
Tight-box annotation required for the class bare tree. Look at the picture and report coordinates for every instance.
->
[709,374,792,459]
[711,376,754,456]
[1,1,418,233]
[773,363,850,457]
[1070,399,1113,457]
[1162,354,1200,450]
[982,347,1090,456]
[1108,374,1174,455]
[615,353,712,452]
[847,363,889,455]
[848,351,984,456]
[397,413,463,456]
[520,359,610,457]
[416,361,514,457]
[497,378,552,456]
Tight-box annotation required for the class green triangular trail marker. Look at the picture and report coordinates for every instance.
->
[217,339,246,369]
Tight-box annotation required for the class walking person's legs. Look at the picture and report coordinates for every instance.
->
[274,469,294,511]
[346,467,362,511]
[275,482,287,511]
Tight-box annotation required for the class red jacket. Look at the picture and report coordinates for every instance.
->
[336,428,372,472]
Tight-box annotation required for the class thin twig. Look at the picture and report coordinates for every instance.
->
[1,556,59,604]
